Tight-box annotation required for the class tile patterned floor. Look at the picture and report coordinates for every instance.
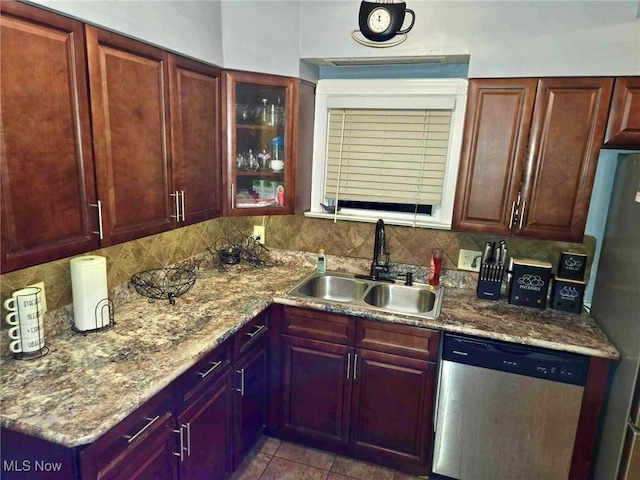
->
[230,436,429,480]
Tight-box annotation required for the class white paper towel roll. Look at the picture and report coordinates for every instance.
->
[71,255,109,331]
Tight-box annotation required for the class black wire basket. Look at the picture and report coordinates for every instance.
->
[130,267,196,304]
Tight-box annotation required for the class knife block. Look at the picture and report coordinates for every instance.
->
[476,264,504,301]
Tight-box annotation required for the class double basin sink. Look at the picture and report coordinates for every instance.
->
[286,270,444,321]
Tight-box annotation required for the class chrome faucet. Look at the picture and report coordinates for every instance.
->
[370,219,390,280]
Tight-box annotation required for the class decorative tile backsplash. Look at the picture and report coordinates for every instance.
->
[1,214,595,314]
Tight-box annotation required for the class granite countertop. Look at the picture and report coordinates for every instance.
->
[0,257,619,449]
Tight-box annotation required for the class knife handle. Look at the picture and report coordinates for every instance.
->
[482,242,492,265]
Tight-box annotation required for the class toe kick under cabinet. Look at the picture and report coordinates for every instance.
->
[272,306,440,476]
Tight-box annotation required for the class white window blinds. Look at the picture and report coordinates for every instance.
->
[324,108,452,206]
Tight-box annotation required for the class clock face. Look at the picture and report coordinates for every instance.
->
[367,7,392,34]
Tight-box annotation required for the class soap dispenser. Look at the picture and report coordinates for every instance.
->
[317,246,326,273]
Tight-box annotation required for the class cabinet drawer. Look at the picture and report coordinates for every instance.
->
[181,339,232,406]
[235,312,269,358]
[282,307,355,345]
[83,387,174,475]
[356,320,439,361]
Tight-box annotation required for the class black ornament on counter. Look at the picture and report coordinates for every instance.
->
[130,262,197,305]
[208,230,271,271]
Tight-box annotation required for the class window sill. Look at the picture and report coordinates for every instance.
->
[304,211,452,230]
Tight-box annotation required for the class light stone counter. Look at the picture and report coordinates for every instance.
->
[0,255,618,449]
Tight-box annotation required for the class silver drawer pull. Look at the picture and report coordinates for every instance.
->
[509,200,516,228]
[125,415,160,444]
[245,324,266,338]
[237,368,245,396]
[172,426,184,461]
[518,200,527,229]
[353,353,359,380]
[180,191,186,222]
[170,191,180,220]
[90,201,104,240]
[197,360,222,379]
[183,422,191,456]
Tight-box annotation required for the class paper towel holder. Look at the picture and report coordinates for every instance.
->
[72,298,115,335]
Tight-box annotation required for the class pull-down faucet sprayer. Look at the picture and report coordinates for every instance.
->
[370,219,390,280]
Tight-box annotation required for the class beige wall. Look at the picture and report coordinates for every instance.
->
[1,215,595,313]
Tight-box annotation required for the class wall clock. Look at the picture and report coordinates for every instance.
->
[351,0,415,48]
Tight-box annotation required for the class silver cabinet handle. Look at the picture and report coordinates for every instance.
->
[245,324,266,338]
[197,360,222,379]
[90,200,103,240]
[353,353,359,380]
[172,426,184,461]
[182,423,191,456]
[231,184,235,209]
[518,200,527,229]
[346,353,351,380]
[237,368,245,396]
[170,191,180,220]
[125,415,160,444]
[509,200,516,229]
[180,191,186,222]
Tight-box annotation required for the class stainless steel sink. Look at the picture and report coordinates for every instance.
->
[363,284,436,315]
[295,274,369,303]
[286,271,443,321]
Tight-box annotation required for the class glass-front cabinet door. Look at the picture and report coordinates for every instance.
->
[222,71,297,216]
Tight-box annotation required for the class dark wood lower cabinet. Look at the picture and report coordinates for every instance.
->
[178,372,233,480]
[350,349,436,472]
[98,414,178,480]
[277,307,439,475]
[233,338,268,468]
[0,306,611,480]
[281,335,352,448]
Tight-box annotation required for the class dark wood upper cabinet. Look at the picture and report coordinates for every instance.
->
[603,76,640,149]
[86,26,174,246]
[519,77,613,241]
[453,77,613,242]
[452,79,537,236]
[169,56,222,225]
[0,1,99,273]
[221,71,313,216]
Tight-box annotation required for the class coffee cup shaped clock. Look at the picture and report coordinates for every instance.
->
[352,0,415,47]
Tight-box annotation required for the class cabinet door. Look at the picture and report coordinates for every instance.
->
[603,76,640,149]
[222,71,298,216]
[452,79,537,235]
[281,335,352,449]
[97,413,178,480]
[0,2,99,273]
[519,77,613,242]
[234,339,268,467]
[86,26,173,245]
[179,371,233,480]
[350,349,436,474]
[169,55,222,225]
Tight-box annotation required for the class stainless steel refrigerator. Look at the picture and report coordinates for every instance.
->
[592,153,640,480]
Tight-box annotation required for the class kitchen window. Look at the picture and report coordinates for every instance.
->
[307,78,468,229]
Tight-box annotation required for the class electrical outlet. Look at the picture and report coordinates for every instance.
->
[458,249,482,272]
[253,225,265,245]
[26,281,47,313]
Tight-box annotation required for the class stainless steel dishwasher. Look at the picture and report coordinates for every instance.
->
[432,334,589,480]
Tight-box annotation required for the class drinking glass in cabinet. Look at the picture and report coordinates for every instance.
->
[233,82,287,209]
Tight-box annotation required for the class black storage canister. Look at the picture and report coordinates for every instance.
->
[550,277,586,313]
[557,252,588,281]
